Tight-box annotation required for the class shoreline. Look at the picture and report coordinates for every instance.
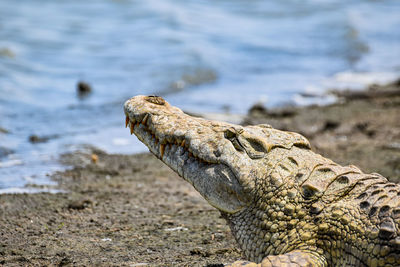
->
[1,76,399,193]
[0,79,399,266]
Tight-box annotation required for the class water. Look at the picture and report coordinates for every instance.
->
[0,0,399,191]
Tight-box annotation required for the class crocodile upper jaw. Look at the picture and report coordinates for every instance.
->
[124,95,249,213]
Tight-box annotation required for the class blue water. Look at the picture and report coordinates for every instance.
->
[0,0,399,191]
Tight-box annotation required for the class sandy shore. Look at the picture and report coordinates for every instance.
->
[1,80,399,266]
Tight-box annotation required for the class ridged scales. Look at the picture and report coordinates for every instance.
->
[226,143,400,266]
[124,95,400,267]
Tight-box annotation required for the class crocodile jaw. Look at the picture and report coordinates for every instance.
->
[124,95,249,214]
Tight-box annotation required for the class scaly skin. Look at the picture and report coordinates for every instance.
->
[124,95,400,267]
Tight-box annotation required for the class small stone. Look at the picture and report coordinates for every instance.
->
[67,199,92,210]
[91,154,99,164]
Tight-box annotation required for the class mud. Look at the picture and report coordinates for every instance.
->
[1,80,399,266]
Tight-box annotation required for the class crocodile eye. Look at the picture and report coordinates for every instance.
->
[224,128,245,152]
[231,139,245,152]
[224,128,236,139]
[244,137,266,154]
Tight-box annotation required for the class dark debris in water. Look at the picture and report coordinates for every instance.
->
[0,146,14,158]
[77,81,92,98]
[0,127,9,134]
[0,47,15,58]
[28,134,59,144]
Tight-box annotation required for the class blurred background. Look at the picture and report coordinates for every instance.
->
[0,0,399,191]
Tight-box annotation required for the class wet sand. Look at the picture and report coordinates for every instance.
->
[1,80,399,266]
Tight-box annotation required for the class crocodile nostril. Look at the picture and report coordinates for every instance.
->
[145,95,165,105]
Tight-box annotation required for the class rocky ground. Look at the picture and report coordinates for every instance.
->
[0,80,399,266]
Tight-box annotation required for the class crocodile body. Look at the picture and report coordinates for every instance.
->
[124,95,400,267]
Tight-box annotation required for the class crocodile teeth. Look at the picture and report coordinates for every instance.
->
[125,116,129,128]
[130,122,135,134]
[160,144,165,158]
[141,114,149,125]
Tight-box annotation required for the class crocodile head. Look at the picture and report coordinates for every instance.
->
[124,95,310,214]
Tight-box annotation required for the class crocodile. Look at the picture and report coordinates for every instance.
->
[124,95,400,267]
